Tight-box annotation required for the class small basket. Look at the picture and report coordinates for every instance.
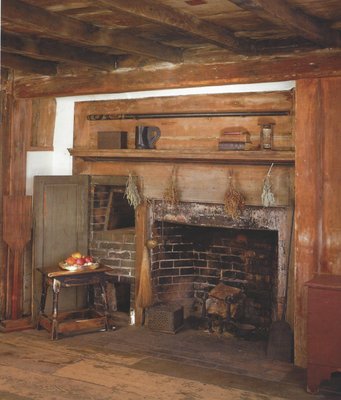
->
[146,304,184,334]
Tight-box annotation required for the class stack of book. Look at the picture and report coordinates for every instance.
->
[218,131,252,151]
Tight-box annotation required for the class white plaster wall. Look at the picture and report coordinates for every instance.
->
[26,81,295,195]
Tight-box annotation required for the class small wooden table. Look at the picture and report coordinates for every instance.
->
[37,265,113,340]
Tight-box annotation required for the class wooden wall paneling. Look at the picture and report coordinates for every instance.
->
[73,92,295,209]
[76,90,293,116]
[294,79,322,367]
[28,98,56,150]
[10,99,32,195]
[84,116,292,151]
[14,51,341,98]
[320,77,341,275]
[74,161,294,207]
[0,90,13,320]
[74,101,91,148]
[74,92,294,152]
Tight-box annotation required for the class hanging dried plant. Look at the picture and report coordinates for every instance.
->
[124,173,142,209]
[163,166,180,206]
[261,163,276,207]
[224,171,245,219]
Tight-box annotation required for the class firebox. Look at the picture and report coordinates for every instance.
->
[151,222,278,330]
[148,200,292,335]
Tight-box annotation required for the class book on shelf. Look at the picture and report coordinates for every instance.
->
[218,141,252,151]
[220,131,251,143]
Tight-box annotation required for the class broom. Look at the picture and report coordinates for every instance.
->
[136,246,153,309]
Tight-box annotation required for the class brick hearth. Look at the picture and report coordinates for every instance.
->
[150,201,292,325]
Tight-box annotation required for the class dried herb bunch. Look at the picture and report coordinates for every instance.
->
[163,166,180,206]
[261,163,276,207]
[224,171,245,219]
[124,172,142,209]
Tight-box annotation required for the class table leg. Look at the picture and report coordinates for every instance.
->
[51,279,61,340]
[99,281,111,331]
[37,273,48,329]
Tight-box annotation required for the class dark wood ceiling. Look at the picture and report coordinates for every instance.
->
[1,0,341,77]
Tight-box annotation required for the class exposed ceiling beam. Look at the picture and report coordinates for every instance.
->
[228,0,341,48]
[1,52,58,76]
[2,0,183,63]
[98,0,254,54]
[255,37,316,54]
[2,32,118,71]
[13,50,341,98]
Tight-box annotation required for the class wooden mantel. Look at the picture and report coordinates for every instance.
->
[68,149,295,166]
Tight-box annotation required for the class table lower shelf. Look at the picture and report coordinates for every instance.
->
[38,309,109,339]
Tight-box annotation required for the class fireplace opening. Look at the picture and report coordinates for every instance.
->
[115,282,131,313]
[91,184,135,231]
[151,221,278,336]
[89,179,136,320]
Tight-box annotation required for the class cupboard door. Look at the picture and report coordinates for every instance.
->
[33,175,89,319]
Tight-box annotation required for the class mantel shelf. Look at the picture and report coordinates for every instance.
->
[68,148,295,166]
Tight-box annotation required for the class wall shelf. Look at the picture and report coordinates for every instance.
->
[68,148,295,166]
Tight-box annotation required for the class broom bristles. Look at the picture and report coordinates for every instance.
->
[136,246,153,308]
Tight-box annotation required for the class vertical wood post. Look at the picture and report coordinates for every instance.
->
[295,79,322,367]
[295,76,341,367]
[134,202,147,326]
[0,85,14,320]
[320,78,341,275]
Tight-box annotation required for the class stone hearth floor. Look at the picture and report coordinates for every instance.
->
[0,312,339,400]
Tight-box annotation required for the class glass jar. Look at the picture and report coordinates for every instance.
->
[259,123,274,150]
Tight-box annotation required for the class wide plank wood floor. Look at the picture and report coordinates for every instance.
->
[0,315,338,400]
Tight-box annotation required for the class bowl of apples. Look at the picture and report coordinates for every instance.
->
[59,252,99,271]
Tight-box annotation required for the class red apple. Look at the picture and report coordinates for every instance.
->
[75,257,85,266]
[84,255,93,263]
[65,256,76,265]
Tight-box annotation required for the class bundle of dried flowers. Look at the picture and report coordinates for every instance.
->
[163,166,180,206]
[124,172,142,209]
[261,163,276,207]
[224,171,245,219]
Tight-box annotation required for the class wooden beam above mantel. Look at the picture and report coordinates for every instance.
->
[68,148,295,166]
[13,50,341,98]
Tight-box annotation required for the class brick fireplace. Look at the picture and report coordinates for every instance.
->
[149,201,292,331]
[88,180,293,333]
